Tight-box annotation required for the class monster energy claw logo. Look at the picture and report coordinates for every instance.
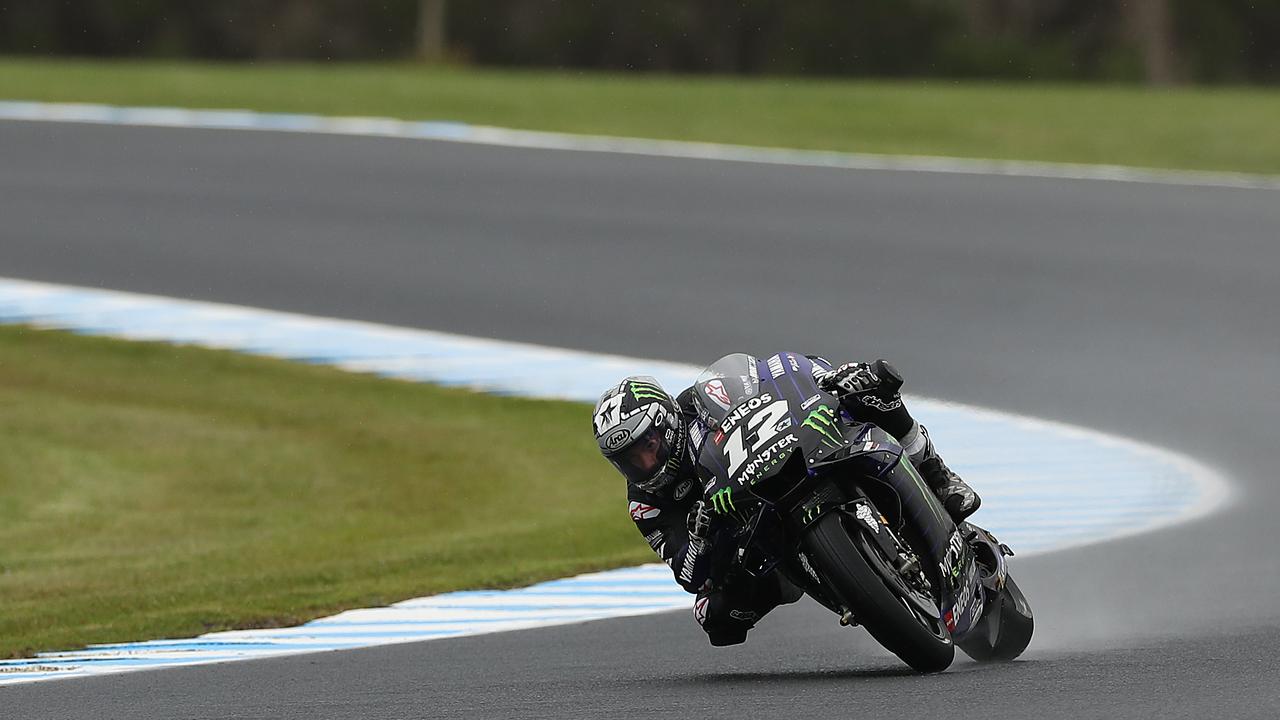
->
[802,404,843,448]
[710,487,736,514]
[629,380,666,402]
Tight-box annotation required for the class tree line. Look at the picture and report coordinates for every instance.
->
[1,0,1276,84]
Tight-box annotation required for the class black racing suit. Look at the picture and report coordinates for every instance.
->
[626,356,926,646]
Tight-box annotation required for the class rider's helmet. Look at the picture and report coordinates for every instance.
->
[593,376,689,493]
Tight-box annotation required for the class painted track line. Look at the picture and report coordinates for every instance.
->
[1,99,1278,190]
[0,276,1233,684]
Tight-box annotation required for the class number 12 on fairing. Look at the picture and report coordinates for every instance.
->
[723,401,791,475]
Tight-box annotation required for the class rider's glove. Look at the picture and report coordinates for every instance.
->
[816,362,880,397]
[687,499,714,545]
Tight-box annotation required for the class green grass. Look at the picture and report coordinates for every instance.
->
[0,325,646,659]
[2,57,1279,174]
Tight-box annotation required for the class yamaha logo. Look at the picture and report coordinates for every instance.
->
[605,429,631,450]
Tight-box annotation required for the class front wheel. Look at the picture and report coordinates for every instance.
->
[805,510,955,673]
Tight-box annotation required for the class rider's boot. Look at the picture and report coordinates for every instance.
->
[905,424,981,522]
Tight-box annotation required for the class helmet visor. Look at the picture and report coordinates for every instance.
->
[609,425,673,487]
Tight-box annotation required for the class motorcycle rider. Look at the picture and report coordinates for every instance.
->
[592,354,980,647]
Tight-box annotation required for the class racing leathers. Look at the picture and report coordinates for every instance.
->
[625,354,978,646]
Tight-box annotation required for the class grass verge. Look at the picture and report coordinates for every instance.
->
[0,325,645,659]
[1,58,1279,174]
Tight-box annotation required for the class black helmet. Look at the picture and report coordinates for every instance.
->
[593,376,688,493]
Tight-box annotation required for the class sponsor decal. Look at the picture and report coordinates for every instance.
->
[788,354,801,372]
[729,609,759,622]
[629,501,661,521]
[766,354,785,379]
[747,359,759,388]
[802,404,844,448]
[644,529,664,552]
[940,529,964,585]
[593,392,624,434]
[810,362,829,382]
[679,538,704,583]
[738,433,800,486]
[800,393,822,411]
[719,393,775,434]
[951,562,983,631]
[803,502,823,524]
[798,551,821,582]
[673,479,694,500]
[855,503,880,534]
[704,379,732,408]
[687,423,705,452]
[628,379,666,403]
[604,429,631,451]
[710,487,736,514]
[739,375,756,398]
[860,394,904,412]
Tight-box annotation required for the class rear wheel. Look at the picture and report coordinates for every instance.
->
[805,510,954,673]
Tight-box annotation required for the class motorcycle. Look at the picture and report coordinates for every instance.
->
[693,352,1033,672]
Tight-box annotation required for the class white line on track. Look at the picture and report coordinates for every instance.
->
[0,277,1233,685]
[1,100,1278,190]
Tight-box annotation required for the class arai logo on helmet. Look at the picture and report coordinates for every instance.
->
[605,429,631,451]
[719,393,775,433]
[673,479,694,500]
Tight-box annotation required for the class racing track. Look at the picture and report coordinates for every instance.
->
[1,119,1278,718]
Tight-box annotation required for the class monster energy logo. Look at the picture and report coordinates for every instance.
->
[802,404,843,448]
[710,487,736,514]
[629,380,666,402]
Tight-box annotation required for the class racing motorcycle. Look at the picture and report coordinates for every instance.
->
[693,352,1033,672]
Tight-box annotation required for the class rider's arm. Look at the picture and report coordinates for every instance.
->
[628,491,715,594]
[817,357,921,447]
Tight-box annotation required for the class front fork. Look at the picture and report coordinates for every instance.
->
[790,483,940,625]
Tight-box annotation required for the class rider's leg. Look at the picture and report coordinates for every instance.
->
[842,360,981,522]
[694,572,803,647]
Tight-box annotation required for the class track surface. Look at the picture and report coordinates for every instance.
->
[2,120,1278,718]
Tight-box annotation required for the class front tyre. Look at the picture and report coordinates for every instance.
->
[805,510,955,673]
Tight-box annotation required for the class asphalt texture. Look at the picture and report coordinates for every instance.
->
[2,120,1279,719]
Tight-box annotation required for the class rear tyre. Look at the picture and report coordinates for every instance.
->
[805,511,955,673]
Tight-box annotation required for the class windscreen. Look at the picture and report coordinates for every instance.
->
[691,353,760,427]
